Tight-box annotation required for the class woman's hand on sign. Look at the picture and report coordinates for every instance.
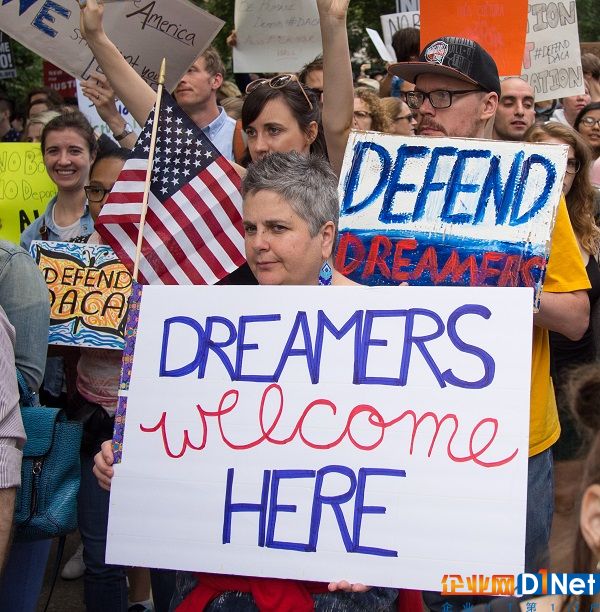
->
[93,439,115,491]
[327,580,371,593]
[78,0,105,41]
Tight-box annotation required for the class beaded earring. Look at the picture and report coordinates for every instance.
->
[318,261,332,286]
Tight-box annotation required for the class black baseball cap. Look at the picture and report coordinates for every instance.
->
[389,36,501,97]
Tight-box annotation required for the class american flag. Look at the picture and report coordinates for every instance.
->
[96,91,245,285]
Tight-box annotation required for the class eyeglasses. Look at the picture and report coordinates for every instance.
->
[406,88,483,110]
[581,116,600,129]
[565,158,581,175]
[245,74,313,111]
[84,185,113,202]
[394,114,415,123]
[353,110,372,120]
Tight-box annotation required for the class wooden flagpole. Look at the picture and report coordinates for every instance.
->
[132,57,166,282]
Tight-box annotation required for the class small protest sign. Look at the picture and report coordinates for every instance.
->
[233,0,321,73]
[380,12,420,53]
[30,240,133,349]
[0,31,17,79]
[420,0,528,76]
[336,133,567,306]
[0,0,223,92]
[521,0,584,99]
[106,284,531,590]
[76,80,141,144]
[43,61,77,100]
[0,144,57,245]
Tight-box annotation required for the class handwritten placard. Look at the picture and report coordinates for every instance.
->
[0,144,57,245]
[420,0,528,76]
[521,0,584,99]
[380,12,420,54]
[106,284,531,590]
[0,0,223,92]
[233,0,321,73]
[76,80,142,144]
[336,133,567,307]
[30,240,133,349]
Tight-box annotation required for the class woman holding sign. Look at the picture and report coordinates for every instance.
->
[94,152,401,611]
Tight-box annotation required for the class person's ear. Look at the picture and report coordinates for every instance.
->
[481,92,498,121]
[580,484,600,558]
[211,73,224,91]
[305,120,318,145]
[320,221,336,259]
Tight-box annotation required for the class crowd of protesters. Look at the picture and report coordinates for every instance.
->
[1,0,600,610]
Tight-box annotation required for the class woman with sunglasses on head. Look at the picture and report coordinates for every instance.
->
[574,102,600,191]
[525,122,600,556]
[240,73,326,165]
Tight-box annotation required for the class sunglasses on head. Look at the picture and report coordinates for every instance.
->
[245,74,314,111]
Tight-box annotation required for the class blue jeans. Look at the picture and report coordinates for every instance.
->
[79,453,128,612]
[422,449,554,612]
[0,538,52,612]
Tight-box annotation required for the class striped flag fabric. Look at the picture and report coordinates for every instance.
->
[95,91,245,285]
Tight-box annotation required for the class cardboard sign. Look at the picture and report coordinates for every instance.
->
[0,144,57,245]
[420,0,528,75]
[30,240,133,349]
[106,284,531,590]
[233,0,321,73]
[0,0,223,92]
[336,133,567,306]
[521,0,584,99]
[0,31,17,79]
[76,80,142,144]
[380,12,421,54]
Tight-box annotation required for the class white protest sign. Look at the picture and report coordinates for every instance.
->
[521,0,584,99]
[336,133,567,306]
[107,284,531,591]
[380,11,420,52]
[366,28,396,63]
[76,80,141,144]
[0,0,223,92]
[233,0,321,73]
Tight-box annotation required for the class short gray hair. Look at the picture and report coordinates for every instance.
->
[242,152,339,237]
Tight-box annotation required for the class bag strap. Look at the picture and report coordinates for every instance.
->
[16,368,40,408]
[42,536,66,612]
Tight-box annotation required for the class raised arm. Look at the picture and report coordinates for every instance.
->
[79,0,156,125]
[318,0,354,177]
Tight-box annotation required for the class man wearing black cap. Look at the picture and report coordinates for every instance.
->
[389,37,500,139]
[391,36,590,612]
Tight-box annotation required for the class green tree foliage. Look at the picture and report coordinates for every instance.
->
[0,37,42,110]
[576,0,600,42]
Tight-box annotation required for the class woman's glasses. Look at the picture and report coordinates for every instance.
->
[565,158,580,175]
[581,116,600,129]
[245,74,313,111]
[84,185,113,202]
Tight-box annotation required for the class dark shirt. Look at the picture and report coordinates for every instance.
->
[1,128,21,143]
